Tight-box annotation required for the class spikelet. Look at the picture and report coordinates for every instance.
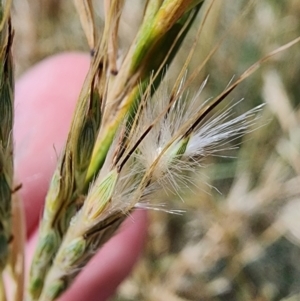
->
[27,58,103,299]
[130,86,263,194]
[37,14,300,301]
[27,32,106,301]
[29,2,205,300]
[27,1,300,301]
[84,0,205,185]
[37,70,263,300]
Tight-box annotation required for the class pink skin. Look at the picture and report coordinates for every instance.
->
[14,53,148,301]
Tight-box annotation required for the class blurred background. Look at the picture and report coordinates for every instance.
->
[11,1,300,300]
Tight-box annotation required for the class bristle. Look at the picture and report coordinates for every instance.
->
[185,102,265,158]
[127,79,264,200]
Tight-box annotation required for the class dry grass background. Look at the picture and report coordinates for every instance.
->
[10,1,300,300]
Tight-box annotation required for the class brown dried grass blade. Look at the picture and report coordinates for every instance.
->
[104,0,124,75]
[6,194,25,301]
[73,0,96,50]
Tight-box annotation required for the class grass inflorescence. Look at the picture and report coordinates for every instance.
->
[0,1,300,301]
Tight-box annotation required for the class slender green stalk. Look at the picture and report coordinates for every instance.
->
[0,0,13,273]
[0,2,13,300]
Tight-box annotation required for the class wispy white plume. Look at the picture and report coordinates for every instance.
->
[74,78,264,229]
[125,79,264,199]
